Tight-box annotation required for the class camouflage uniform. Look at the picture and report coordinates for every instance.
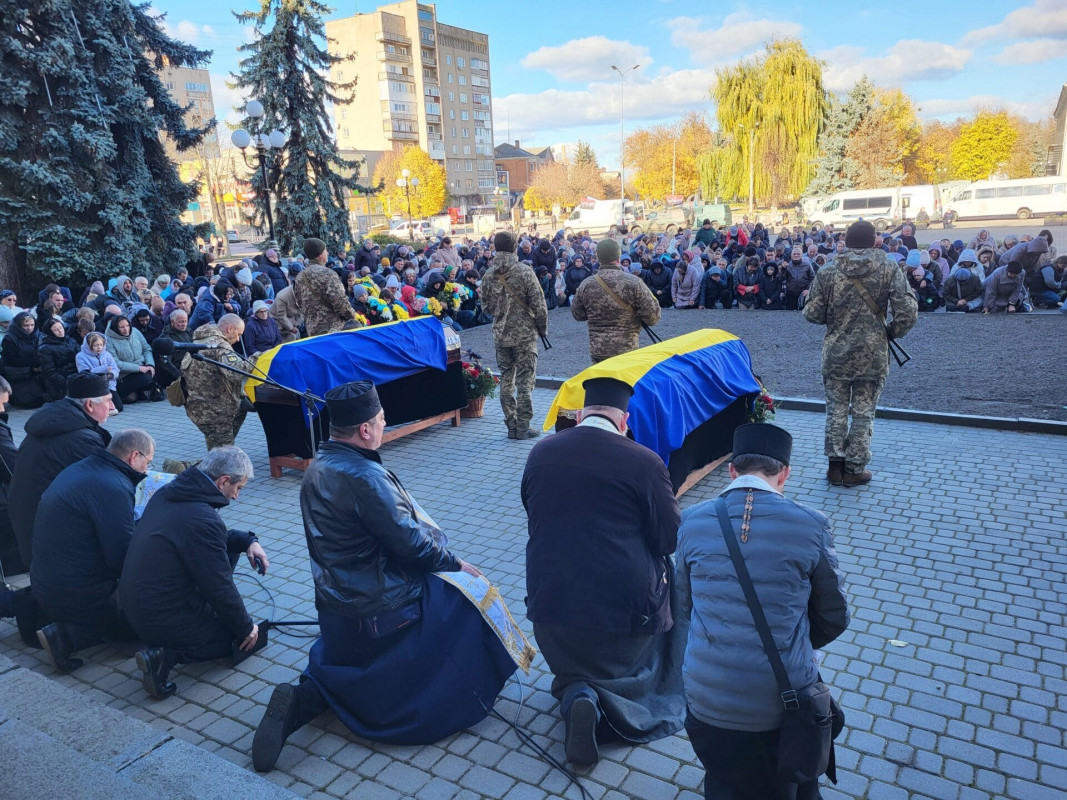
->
[571,264,662,363]
[480,252,548,432]
[270,285,304,342]
[803,248,918,473]
[182,324,254,450]
[293,264,354,337]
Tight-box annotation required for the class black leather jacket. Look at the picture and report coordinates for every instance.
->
[301,440,461,618]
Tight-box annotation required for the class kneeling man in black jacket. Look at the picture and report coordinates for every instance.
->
[120,446,270,699]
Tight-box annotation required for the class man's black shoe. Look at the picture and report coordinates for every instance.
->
[37,623,83,674]
[252,683,298,773]
[564,696,599,765]
[136,647,176,700]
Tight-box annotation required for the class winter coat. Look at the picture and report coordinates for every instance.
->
[119,467,257,648]
[983,266,1027,312]
[642,264,673,297]
[698,268,732,306]
[241,314,282,356]
[353,246,378,273]
[694,227,718,248]
[480,253,548,348]
[38,332,80,402]
[0,419,21,575]
[133,315,164,345]
[997,238,1048,270]
[758,268,787,310]
[7,398,112,567]
[181,324,250,433]
[671,264,702,307]
[783,258,816,295]
[188,290,231,331]
[270,286,304,342]
[157,324,193,345]
[259,257,291,295]
[522,423,679,635]
[564,264,593,296]
[733,265,763,308]
[104,322,153,377]
[943,271,984,307]
[572,264,661,363]
[907,271,942,311]
[1,318,44,407]
[676,478,849,731]
[76,339,119,391]
[531,244,557,271]
[30,449,145,619]
[108,275,135,311]
[301,440,461,619]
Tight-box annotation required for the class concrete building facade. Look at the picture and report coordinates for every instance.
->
[326,1,495,212]
[157,60,220,162]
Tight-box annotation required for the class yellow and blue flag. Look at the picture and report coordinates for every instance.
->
[543,329,760,465]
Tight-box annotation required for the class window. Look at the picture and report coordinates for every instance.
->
[425,85,439,97]
[391,101,415,113]
[474,110,491,121]
[449,109,455,119]
[471,58,488,71]
[466,179,473,189]
[1054,184,1066,194]
[185,82,209,93]
[451,126,457,137]
[418,8,434,20]
[165,81,175,90]
[447,73,454,83]
[340,109,346,119]
[342,128,349,137]
[478,177,494,188]
[471,75,490,88]
[463,145,471,155]
[1023,185,1051,196]
[390,81,411,93]
[997,186,1024,197]
[459,75,467,86]
[462,127,469,138]
[445,55,452,65]
[419,27,434,43]
[425,102,441,115]
[457,57,466,68]
[466,160,473,171]
[954,190,971,201]
[423,68,434,79]
[448,91,455,101]
[452,145,458,154]
[975,188,997,199]
[461,111,469,121]
[460,93,467,103]
[823,200,839,212]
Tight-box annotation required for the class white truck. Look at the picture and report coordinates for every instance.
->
[563,198,636,235]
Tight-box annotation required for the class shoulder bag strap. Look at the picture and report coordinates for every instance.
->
[497,272,535,319]
[844,275,885,321]
[714,497,799,709]
[594,273,633,313]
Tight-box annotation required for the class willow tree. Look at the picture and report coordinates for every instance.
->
[712,39,826,205]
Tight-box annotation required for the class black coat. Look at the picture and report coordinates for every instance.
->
[521,424,681,635]
[8,399,111,567]
[1,325,44,407]
[300,441,460,619]
[30,450,144,619]
[0,419,21,575]
[564,265,593,295]
[38,334,80,403]
[119,467,255,647]
[531,244,557,271]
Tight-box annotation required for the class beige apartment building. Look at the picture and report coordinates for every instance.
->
[158,60,220,162]
[325,1,495,212]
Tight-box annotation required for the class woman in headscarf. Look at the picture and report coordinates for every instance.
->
[0,312,44,408]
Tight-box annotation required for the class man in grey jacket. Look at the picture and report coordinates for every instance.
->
[676,423,849,800]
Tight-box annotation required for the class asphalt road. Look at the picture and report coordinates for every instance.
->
[458,305,1067,421]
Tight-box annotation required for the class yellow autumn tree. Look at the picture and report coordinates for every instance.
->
[950,111,1019,181]
[622,112,714,200]
[910,119,962,184]
[844,88,922,187]
[372,146,448,218]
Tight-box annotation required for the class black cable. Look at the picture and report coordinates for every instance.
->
[234,572,320,638]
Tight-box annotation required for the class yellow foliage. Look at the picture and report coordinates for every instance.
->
[622,112,714,200]
[951,111,1019,181]
[372,146,448,218]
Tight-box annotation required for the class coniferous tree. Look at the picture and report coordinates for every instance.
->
[233,0,360,255]
[808,77,873,196]
[573,141,598,169]
[0,0,212,288]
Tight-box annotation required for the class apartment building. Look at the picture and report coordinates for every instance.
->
[325,1,495,212]
[157,60,220,162]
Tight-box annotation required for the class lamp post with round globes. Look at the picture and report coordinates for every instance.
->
[230,100,287,246]
[395,169,420,241]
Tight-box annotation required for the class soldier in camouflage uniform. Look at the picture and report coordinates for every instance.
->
[293,238,354,337]
[571,239,661,363]
[182,314,254,450]
[803,220,917,487]
[480,231,548,440]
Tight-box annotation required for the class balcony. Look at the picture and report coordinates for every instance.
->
[375,30,411,45]
[379,71,414,82]
[425,113,441,123]
[427,132,443,141]
[377,51,412,64]
[429,142,446,160]
[422,52,436,66]
[384,128,419,141]
[383,111,418,122]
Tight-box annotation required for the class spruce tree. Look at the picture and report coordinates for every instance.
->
[233,0,360,255]
[808,77,873,196]
[573,141,598,169]
[0,0,212,288]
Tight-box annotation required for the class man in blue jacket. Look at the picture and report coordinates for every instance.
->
[676,423,849,800]
[33,429,154,672]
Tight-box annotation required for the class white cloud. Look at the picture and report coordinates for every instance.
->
[668,13,803,63]
[159,18,218,45]
[994,39,1067,65]
[209,72,248,133]
[493,67,716,143]
[916,93,1054,121]
[965,0,1067,45]
[821,40,972,92]
[520,36,652,83]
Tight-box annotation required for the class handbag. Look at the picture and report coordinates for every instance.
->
[713,498,844,785]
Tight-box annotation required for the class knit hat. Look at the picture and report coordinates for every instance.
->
[844,221,876,249]
[596,238,621,264]
[494,231,516,253]
[905,250,922,268]
[303,238,327,259]
[1006,261,1023,275]
[381,257,391,267]
[955,268,972,282]
[235,267,253,286]
[252,300,269,314]
[919,251,931,266]
[912,267,925,280]
[385,275,400,290]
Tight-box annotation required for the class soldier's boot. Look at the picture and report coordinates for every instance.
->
[842,469,872,487]
[826,459,845,486]
[507,424,517,439]
[515,428,541,441]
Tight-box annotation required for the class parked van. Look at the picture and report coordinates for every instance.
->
[564,198,636,235]
[942,176,1067,222]
[388,219,433,239]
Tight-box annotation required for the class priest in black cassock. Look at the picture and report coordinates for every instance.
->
[252,380,517,772]
[521,377,686,765]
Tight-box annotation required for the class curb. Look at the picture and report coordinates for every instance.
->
[533,378,1067,436]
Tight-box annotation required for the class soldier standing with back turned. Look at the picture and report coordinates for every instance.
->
[572,239,661,364]
[480,231,548,441]
[803,220,917,487]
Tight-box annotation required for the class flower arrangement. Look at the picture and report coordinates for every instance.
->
[749,375,776,423]
[390,302,410,320]
[367,296,393,322]
[352,312,369,327]
[358,277,381,297]
[462,356,499,399]
[425,296,444,317]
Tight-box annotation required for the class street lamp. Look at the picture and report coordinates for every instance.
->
[231,99,287,246]
[395,168,420,241]
[611,63,640,227]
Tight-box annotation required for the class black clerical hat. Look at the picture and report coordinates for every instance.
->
[582,377,634,413]
[66,372,110,400]
[733,423,792,466]
[325,380,382,426]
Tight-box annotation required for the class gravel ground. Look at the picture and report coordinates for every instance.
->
[457,306,1067,421]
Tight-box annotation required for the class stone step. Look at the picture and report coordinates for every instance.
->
[0,655,298,800]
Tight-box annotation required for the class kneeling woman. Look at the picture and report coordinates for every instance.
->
[252,381,526,771]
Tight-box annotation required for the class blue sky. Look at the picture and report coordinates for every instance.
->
[150,0,1066,169]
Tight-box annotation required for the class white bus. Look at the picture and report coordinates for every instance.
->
[943,176,1067,222]
[805,188,904,231]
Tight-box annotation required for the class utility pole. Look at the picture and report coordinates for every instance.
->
[611,63,640,227]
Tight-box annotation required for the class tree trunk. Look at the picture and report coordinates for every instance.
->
[0,238,26,297]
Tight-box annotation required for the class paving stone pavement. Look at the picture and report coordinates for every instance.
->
[1,390,1065,800]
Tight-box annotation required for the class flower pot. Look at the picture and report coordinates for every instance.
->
[461,396,486,418]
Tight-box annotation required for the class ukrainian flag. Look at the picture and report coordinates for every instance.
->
[245,316,447,407]
[543,329,760,465]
